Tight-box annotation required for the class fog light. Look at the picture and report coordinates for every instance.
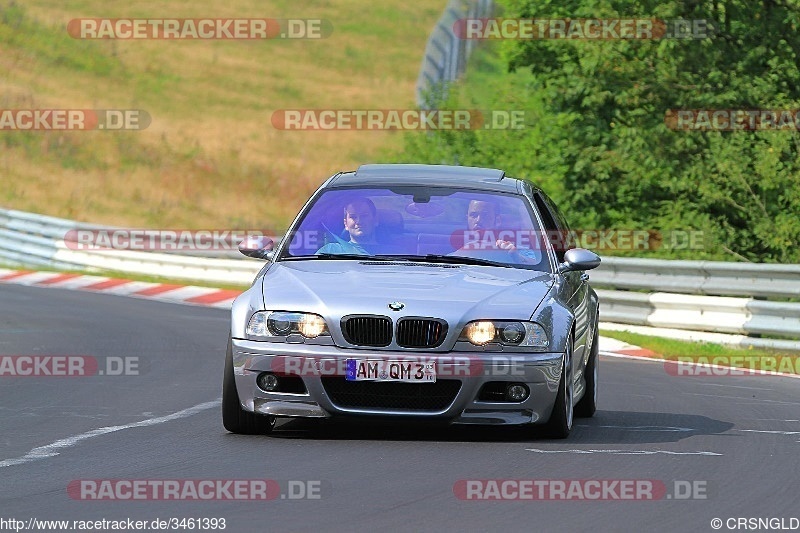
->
[506,383,529,402]
[257,372,280,392]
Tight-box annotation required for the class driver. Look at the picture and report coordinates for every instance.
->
[316,197,378,255]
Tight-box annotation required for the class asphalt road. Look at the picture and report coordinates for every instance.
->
[1,282,798,533]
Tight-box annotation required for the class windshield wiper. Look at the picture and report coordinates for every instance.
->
[285,253,412,261]
[386,254,510,267]
[280,253,504,266]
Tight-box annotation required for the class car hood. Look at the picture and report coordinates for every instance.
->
[259,260,554,322]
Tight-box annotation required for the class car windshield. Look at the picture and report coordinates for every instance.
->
[278,187,553,272]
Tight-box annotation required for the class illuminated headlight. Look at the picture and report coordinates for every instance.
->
[464,321,496,345]
[460,321,549,349]
[247,311,329,339]
[298,314,327,338]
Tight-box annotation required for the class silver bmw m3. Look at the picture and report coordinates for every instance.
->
[223,164,601,438]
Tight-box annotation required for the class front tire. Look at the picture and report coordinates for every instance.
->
[542,334,574,439]
[222,337,275,435]
[575,323,598,418]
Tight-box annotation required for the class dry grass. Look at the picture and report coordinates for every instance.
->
[0,0,442,230]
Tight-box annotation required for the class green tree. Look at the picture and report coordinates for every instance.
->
[401,0,800,261]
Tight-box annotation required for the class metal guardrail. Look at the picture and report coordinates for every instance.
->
[2,207,799,344]
[597,290,800,338]
[0,208,263,285]
[591,258,800,348]
[591,258,800,350]
[591,257,800,299]
[416,0,493,109]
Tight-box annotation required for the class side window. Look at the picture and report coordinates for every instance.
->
[533,193,564,263]
[535,192,575,263]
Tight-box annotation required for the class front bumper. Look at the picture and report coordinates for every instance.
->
[231,338,564,426]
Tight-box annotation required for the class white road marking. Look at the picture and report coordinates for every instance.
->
[0,400,220,469]
[702,383,773,391]
[743,419,800,423]
[735,429,800,436]
[576,425,694,432]
[525,449,722,456]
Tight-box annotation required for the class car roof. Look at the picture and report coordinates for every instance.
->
[327,164,523,193]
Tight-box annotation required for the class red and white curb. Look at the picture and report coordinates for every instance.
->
[0,268,242,309]
[598,336,658,358]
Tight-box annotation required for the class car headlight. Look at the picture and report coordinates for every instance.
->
[247,311,330,339]
[460,321,549,349]
[297,314,327,338]
[464,321,496,345]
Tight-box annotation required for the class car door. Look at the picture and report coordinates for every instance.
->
[535,191,591,364]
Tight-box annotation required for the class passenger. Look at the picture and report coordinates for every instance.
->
[458,199,541,265]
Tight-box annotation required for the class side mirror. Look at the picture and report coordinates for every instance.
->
[238,235,274,260]
[558,248,601,273]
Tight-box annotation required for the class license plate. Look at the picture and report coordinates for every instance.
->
[345,359,436,383]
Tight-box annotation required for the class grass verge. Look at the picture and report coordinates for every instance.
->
[601,328,800,375]
[1,0,444,230]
